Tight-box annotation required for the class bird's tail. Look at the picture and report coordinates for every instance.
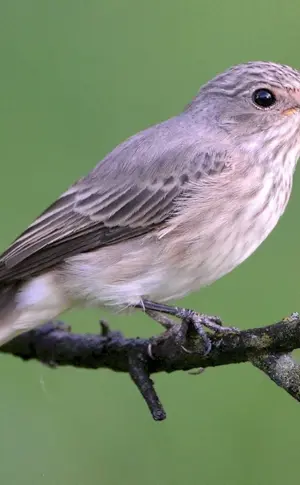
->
[0,282,21,345]
[0,273,70,347]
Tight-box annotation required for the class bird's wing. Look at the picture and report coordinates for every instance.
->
[0,123,231,282]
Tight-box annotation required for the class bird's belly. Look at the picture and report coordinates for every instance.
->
[151,184,288,302]
[148,233,261,302]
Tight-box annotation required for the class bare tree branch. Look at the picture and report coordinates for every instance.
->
[1,312,300,421]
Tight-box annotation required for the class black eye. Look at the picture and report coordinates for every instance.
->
[252,89,276,108]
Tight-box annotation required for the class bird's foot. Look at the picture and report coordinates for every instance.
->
[144,309,177,330]
[136,299,239,356]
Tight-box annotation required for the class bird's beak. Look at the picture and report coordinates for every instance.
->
[282,107,299,116]
[282,90,300,116]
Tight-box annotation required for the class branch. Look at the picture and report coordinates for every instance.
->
[1,312,300,421]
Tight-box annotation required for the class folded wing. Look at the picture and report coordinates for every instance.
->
[0,124,230,282]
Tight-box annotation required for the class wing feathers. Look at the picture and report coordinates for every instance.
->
[0,127,231,282]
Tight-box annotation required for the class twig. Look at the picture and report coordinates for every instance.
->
[1,312,300,420]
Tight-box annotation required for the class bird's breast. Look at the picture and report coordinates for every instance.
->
[153,167,293,300]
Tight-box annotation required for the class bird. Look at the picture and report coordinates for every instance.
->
[0,60,300,351]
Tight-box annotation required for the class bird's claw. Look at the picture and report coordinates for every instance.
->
[140,300,240,357]
[181,311,240,355]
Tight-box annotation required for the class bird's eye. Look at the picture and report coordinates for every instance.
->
[252,89,276,108]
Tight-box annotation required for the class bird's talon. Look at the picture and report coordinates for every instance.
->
[147,343,155,360]
[217,326,240,333]
[203,338,212,355]
[181,344,193,354]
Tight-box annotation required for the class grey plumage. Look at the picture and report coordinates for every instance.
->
[0,60,300,345]
[0,124,229,280]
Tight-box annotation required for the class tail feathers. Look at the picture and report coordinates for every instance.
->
[0,282,23,346]
[0,274,69,347]
[0,282,20,320]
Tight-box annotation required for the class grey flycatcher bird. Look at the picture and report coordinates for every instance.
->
[0,60,300,352]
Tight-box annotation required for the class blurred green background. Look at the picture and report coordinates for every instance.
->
[0,0,300,484]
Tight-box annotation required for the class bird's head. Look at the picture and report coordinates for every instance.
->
[187,61,300,163]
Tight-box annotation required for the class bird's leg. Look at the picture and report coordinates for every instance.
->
[136,299,239,356]
[144,309,176,330]
[140,299,239,332]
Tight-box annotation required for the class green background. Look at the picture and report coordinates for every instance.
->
[0,1,300,484]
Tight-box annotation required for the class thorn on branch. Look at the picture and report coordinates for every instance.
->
[99,320,111,337]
